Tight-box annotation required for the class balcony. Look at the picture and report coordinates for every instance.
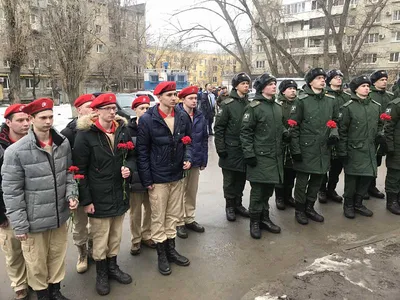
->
[287,45,338,55]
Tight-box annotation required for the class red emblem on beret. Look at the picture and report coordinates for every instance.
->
[90,93,117,109]
[131,95,150,109]
[153,81,176,96]
[22,98,54,115]
[74,94,95,108]
[178,86,199,99]
[4,104,26,119]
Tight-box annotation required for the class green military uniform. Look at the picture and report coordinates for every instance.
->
[290,85,339,208]
[392,83,400,100]
[240,94,285,215]
[214,89,249,213]
[383,98,400,214]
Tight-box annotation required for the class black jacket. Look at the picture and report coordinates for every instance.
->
[61,118,78,149]
[137,105,192,187]
[127,118,146,193]
[0,124,11,224]
[73,115,135,218]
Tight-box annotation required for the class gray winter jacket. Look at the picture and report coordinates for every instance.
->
[1,128,76,235]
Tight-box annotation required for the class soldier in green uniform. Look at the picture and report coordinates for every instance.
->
[383,96,400,215]
[318,69,351,204]
[274,79,298,210]
[392,78,400,99]
[337,76,386,218]
[214,73,251,221]
[290,68,339,225]
[367,70,395,199]
[240,73,286,239]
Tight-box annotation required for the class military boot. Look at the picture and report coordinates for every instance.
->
[327,183,343,203]
[305,201,324,222]
[260,210,281,233]
[343,197,355,219]
[107,256,132,284]
[176,225,188,239]
[48,282,69,300]
[368,184,385,199]
[354,195,373,217]
[249,212,261,239]
[234,197,250,218]
[88,239,93,261]
[386,192,400,215]
[95,260,110,295]
[165,238,190,266]
[156,242,171,275]
[274,187,286,210]
[317,189,328,203]
[225,198,236,221]
[295,202,308,225]
[284,187,296,208]
[76,244,88,274]
[36,289,50,300]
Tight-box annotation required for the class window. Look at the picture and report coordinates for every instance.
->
[393,32,400,42]
[2,77,9,89]
[95,25,101,34]
[330,55,337,64]
[177,75,185,82]
[25,78,34,89]
[256,60,265,68]
[233,65,237,73]
[283,2,305,15]
[123,82,128,89]
[350,0,358,4]
[213,57,218,62]
[150,75,158,82]
[389,52,400,62]
[29,59,40,69]
[365,33,379,43]
[3,60,9,68]
[310,17,324,29]
[347,35,355,45]
[212,66,218,72]
[46,80,52,89]
[347,17,356,26]
[96,44,104,53]
[393,10,400,21]
[30,14,38,24]
[193,76,197,82]
[333,0,344,5]
[212,76,217,83]
[257,45,264,53]
[309,38,322,47]
[167,75,175,81]
[311,0,323,10]
[362,53,377,63]
[199,71,202,77]
[232,59,237,65]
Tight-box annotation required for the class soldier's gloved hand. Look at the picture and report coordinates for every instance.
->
[244,157,257,167]
[339,155,349,165]
[282,131,291,143]
[327,135,339,146]
[292,154,303,162]
[375,135,386,146]
[217,151,228,159]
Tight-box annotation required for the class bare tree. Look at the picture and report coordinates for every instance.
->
[147,33,174,69]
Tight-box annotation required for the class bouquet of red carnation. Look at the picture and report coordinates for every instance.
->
[326,120,337,128]
[117,141,135,201]
[380,113,391,121]
[287,119,297,128]
[181,136,192,144]
[67,166,84,231]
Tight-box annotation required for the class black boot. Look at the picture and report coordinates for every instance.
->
[343,197,355,219]
[107,256,132,284]
[386,193,400,215]
[156,242,171,275]
[368,186,385,199]
[96,259,110,295]
[295,202,308,225]
[354,195,373,217]
[363,193,370,200]
[48,282,69,300]
[260,210,281,233]
[36,289,50,300]
[318,190,327,203]
[234,197,250,218]
[305,201,324,222]
[225,198,236,221]
[284,187,296,208]
[327,188,343,203]
[249,213,261,239]
[176,225,188,238]
[275,188,286,210]
[185,221,205,232]
[166,238,190,266]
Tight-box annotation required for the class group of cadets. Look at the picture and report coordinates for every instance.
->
[0,67,399,299]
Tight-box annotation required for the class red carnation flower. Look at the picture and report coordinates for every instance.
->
[117,142,127,149]
[326,120,337,129]
[68,166,79,173]
[181,136,192,145]
[287,119,298,127]
[125,141,135,150]
[380,113,391,121]
[73,174,85,180]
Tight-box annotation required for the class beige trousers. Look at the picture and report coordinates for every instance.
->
[148,180,184,243]
[89,214,125,261]
[21,224,68,291]
[0,223,28,292]
[72,205,91,246]
[177,167,200,226]
[129,192,152,245]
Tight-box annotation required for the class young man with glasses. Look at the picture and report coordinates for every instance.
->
[73,93,135,296]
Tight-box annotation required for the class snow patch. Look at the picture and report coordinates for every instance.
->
[255,293,287,300]
[363,246,375,254]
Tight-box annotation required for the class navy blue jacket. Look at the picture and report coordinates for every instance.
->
[137,105,192,187]
[199,92,215,119]
[177,103,208,168]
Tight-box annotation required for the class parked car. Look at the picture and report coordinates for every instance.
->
[115,93,136,119]
[131,91,159,107]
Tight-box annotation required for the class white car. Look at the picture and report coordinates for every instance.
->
[116,91,159,119]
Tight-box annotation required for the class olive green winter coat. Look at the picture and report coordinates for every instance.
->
[290,86,339,174]
[240,94,285,184]
[214,89,250,172]
[370,86,395,111]
[326,86,351,107]
[384,97,400,170]
[337,94,383,177]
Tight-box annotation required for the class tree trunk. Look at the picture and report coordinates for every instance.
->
[65,82,81,107]
[9,64,21,103]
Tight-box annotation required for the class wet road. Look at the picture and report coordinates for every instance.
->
[1,137,399,300]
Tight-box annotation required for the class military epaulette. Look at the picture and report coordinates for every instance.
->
[391,98,400,105]
[386,91,394,96]
[250,100,260,107]
[222,98,234,105]
[343,91,351,96]
[298,93,308,100]
[342,100,353,107]
[371,99,381,106]
[274,99,282,106]
[325,94,335,99]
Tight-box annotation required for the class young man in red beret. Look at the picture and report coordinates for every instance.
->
[73,93,134,295]
[175,86,208,239]
[127,95,155,255]
[61,93,95,274]
[0,104,30,300]
[137,81,192,275]
[2,98,79,300]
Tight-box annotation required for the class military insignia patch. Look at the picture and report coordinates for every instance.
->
[217,108,223,115]
[291,106,296,114]
[338,112,343,119]
[243,113,250,122]
[386,108,392,115]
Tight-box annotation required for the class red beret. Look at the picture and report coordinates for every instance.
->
[153,81,176,96]
[22,98,54,115]
[90,93,116,109]
[178,86,199,99]
[4,104,26,119]
[132,96,150,109]
[74,94,96,108]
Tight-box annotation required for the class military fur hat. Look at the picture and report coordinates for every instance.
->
[231,72,251,88]
[253,73,277,93]
[326,69,344,85]
[305,68,326,84]
[349,75,371,93]
[370,70,388,85]
[279,79,298,94]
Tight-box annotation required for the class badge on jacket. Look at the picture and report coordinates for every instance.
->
[386,108,392,115]
[243,113,250,122]
[291,106,296,114]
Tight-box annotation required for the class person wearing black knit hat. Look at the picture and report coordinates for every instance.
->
[318,69,351,205]
[290,67,339,225]
[392,77,400,99]
[274,79,298,211]
[337,75,385,218]
[368,70,395,199]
